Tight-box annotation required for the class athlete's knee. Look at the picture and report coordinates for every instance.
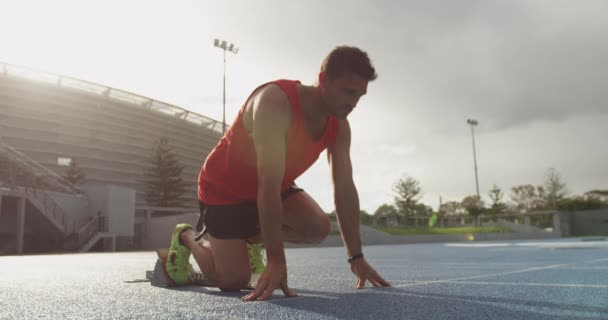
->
[308,213,331,244]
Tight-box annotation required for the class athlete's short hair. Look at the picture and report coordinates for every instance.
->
[320,46,377,81]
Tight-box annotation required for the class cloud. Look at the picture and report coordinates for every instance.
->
[353,143,416,157]
[371,1,608,135]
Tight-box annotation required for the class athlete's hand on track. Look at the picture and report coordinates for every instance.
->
[242,262,297,301]
[350,258,391,288]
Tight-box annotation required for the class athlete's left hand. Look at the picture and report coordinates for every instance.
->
[350,258,391,288]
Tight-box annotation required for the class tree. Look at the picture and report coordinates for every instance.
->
[409,203,433,228]
[439,201,465,216]
[374,204,398,217]
[393,175,422,218]
[143,137,188,207]
[461,195,485,226]
[359,210,374,226]
[557,196,607,211]
[373,204,401,227]
[488,184,507,215]
[510,184,545,212]
[63,159,86,185]
[584,190,608,200]
[544,168,568,209]
[412,203,433,216]
[327,211,337,222]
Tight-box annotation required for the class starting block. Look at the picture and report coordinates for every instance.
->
[143,248,257,290]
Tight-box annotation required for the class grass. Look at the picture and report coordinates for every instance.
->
[377,226,512,236]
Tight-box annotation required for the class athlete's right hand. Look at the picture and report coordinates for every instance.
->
[242,261,297,301]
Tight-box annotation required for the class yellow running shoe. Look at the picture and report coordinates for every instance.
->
[247,243,266,274]
[165,224,193,285]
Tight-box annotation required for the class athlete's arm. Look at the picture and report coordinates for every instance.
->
[242,85,297,301]
[327,120,362,257]
[328,119,391,288]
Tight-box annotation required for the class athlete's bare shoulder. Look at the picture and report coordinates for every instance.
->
[253,84,290,111]
[243,83,291,133]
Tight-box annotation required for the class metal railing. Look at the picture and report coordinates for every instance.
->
[0,61,223,134]
[0,140,71,234]
[77,215,107,249]
[24,187,67,234]
[0,140,81,194]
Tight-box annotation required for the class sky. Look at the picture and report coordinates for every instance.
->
[1,0,607,213]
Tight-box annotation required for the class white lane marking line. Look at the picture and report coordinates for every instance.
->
[371,290,608,318]
[402,262,555,266]
[585,258,608,264]
[445,243,512,247]
[285,293,339,300]
[446,242,608,248]
[517,242,608,248]
[292,276,354,282]
[394,264,567,288]
[557,267,608,271]
[294,275,427,284]
[375,264,545,270]
[450,281,608,289]
[295,258,608,286]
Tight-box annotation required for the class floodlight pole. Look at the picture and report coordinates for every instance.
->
[213,39,239,134]
[467,118,480,199]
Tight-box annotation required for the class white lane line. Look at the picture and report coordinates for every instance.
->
[419,262,554,266]
[446,242,608,248]
[295,257,608,288]
[284,293,339,300]
[585,258,608,264]
[292,276,354,282]
[293,275,428,284]
[369,290,608,319]
[450,281,608,289]
[445,243,512,247]
[394,264,567,288]
[518,242,608,248]
[365,264,540,269]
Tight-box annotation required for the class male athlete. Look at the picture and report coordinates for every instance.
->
[165,46,391,301]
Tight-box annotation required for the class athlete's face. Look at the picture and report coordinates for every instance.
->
[319,72,368,120]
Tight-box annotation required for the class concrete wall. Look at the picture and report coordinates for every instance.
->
[83,185,135,237]
[107,186,136,237]
[138,212,198,250]
[0,195,18,234]
[484,219,547,233]
[568,209,608,236]
[47,191,89,233]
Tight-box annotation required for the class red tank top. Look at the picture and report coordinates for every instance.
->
[198,80,340,205]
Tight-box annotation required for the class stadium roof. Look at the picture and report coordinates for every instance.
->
[0,62,223,134]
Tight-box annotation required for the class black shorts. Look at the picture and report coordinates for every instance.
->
[194,184,304,240]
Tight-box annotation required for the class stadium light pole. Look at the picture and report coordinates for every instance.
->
[467,118,480,199]
[213,39,239,134]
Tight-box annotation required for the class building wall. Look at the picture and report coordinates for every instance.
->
[0,195,18,234]
[83,185,136,237]
[0,71,222,207]
[568,208,608,236]
[138,212,199,250]
[46,191,89,233]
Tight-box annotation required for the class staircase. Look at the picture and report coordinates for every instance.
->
[0,140,81,194]
[0,139,77,235]
[77,215,115,252]
[25,187,68,234]
[0,140,116,252]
